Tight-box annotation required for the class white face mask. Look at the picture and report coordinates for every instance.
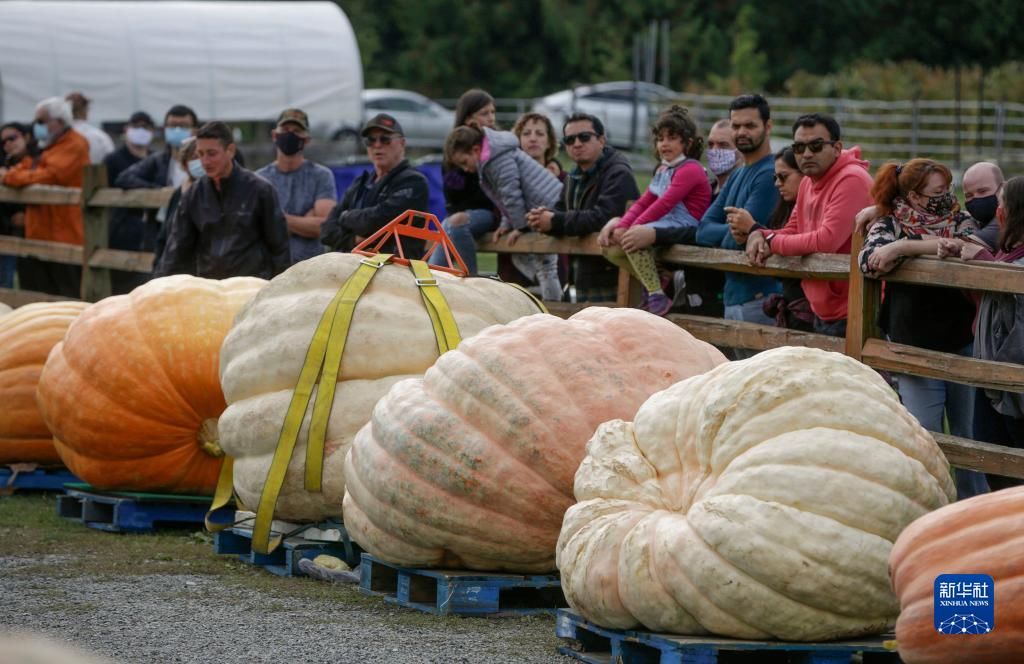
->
[126,126,154,147]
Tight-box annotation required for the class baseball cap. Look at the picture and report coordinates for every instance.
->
[361,113,403,137]
[276,108,309,131]
[129,111,155,127]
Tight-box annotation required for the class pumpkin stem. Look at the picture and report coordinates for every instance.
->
[197,418,224,457]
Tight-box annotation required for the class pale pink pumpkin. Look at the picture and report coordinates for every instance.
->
[342,307,727,573]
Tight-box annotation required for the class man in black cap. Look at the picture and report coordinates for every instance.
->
[256,108,337,265]
[103,110,157,293]
[320,113,429,255]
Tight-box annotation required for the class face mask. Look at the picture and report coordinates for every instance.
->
[33,122,50,143]
[921,191,957,217]
[164,126,192,148]
[126,126,153,147]
[965,194,999,225]
[706,148,737,176]
[274,131,305,156]
[187,159,206,179]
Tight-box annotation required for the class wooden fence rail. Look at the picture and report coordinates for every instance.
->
[1,164,1023,480]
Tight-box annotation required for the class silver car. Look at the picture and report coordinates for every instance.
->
[532,81,679,149]
[361,89,455,149]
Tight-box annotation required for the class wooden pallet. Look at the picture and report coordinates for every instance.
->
[56,484,230,533]
[0,465,77,495]
[214,523,363,577]
[359,553,567,617]
[556,609,900,664]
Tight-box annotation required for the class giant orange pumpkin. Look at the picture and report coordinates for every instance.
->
[0,301,89,464]
[889,486,1024,662]
[343,307,728,572]
[36,275,265,493]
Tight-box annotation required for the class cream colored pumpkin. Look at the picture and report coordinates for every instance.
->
[557,346,955,641]
[343,307,727,572]
[218,252,542,522]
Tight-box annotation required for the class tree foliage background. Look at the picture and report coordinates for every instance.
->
[338,0,1024,100]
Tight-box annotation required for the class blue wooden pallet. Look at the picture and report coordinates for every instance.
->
[214,523,363,577]
[56,485,231,533]
[556,609,900,664]
[0,466,78,494]
[359,553,567,617]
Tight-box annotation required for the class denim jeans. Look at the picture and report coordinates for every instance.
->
[0,255,15,288]
[724,298,777,360]
[511,253,562,301]
[428,209,495,275]
[897,343,987,500]
[813,316,847,338]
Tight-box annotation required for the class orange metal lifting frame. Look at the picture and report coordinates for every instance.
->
[352,210,469,277]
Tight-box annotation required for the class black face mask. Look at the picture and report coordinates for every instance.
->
[275,131,304,156]
[965,194,999,225]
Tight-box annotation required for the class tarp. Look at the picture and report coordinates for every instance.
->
[0,1,362,134]
[330,161,448,223]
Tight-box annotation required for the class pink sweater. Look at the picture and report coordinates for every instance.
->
[616,160,710,229]
[772,147,873,321]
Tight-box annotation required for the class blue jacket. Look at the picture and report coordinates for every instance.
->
[695,154,781,306]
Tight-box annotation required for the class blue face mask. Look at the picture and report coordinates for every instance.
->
[33,121,50,143]
[187,159,206,179]
[164,126,192,148]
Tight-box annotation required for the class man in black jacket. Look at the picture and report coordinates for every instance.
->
[321,113,429,257]
[526,113,639,301]
[155,122,290,279]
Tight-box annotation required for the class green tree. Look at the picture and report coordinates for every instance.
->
[729,4,768,91]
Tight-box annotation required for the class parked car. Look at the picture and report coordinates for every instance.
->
[360,89,454,149]
[532,81,679,149]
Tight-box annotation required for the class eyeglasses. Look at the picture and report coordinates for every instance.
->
[791,139,836,155]
[363,135,395,147]
[773,172,792,184]
[563,131,597,146]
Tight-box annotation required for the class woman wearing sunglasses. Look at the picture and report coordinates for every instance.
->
[858,157,987,499]
[598,105,711,316]
[0,122,40,288]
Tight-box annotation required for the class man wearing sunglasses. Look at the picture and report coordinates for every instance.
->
[525,112,639,301]
[320,113,429,255]
[745,113,872,337]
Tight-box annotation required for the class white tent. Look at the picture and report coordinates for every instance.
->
[0,1,363,134]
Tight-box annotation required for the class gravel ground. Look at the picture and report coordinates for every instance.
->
[1,554,573,663]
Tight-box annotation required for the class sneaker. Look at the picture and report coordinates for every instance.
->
[642,292,673,317]
[669,270,689,309]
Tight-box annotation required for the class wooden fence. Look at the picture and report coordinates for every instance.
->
[2,164,1023,482]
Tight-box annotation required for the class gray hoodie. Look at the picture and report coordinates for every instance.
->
[478,127,563,230]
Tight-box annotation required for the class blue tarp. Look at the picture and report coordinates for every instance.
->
[329,160,447,222]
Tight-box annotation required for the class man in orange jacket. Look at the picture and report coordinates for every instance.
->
[1,97,90,297]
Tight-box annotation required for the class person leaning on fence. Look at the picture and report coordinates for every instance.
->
[256,108,337,265]
[444,123,564,300]
[0,97,90,298]
[962,161,1005,251]
[434,89,500,275]
[103,110,157,295]
[598,106,711,316]
[858,158,986,500]
[0,122,40,289]
[525,113,640,302]
[320,113,430,257]
[746,113,872,337]
[155,121,290,279]
[938,176,1024,491]
[706,118,741,197]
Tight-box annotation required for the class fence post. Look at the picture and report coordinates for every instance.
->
[910,97,920,159]
[80,164,111,302]
[844,232,881,360]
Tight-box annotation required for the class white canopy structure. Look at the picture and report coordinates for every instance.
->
[0,1,363,135]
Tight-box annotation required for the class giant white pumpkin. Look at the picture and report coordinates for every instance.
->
[218,253,543,522]
[342,307,727,572]
[557,346,955,641]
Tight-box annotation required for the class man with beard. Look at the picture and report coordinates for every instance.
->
[620,94,782,328]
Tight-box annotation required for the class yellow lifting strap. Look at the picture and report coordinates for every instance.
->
[204,456,235,532]
[501,281,548,314]
[409,259,462,354]
[251,254,392,555]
